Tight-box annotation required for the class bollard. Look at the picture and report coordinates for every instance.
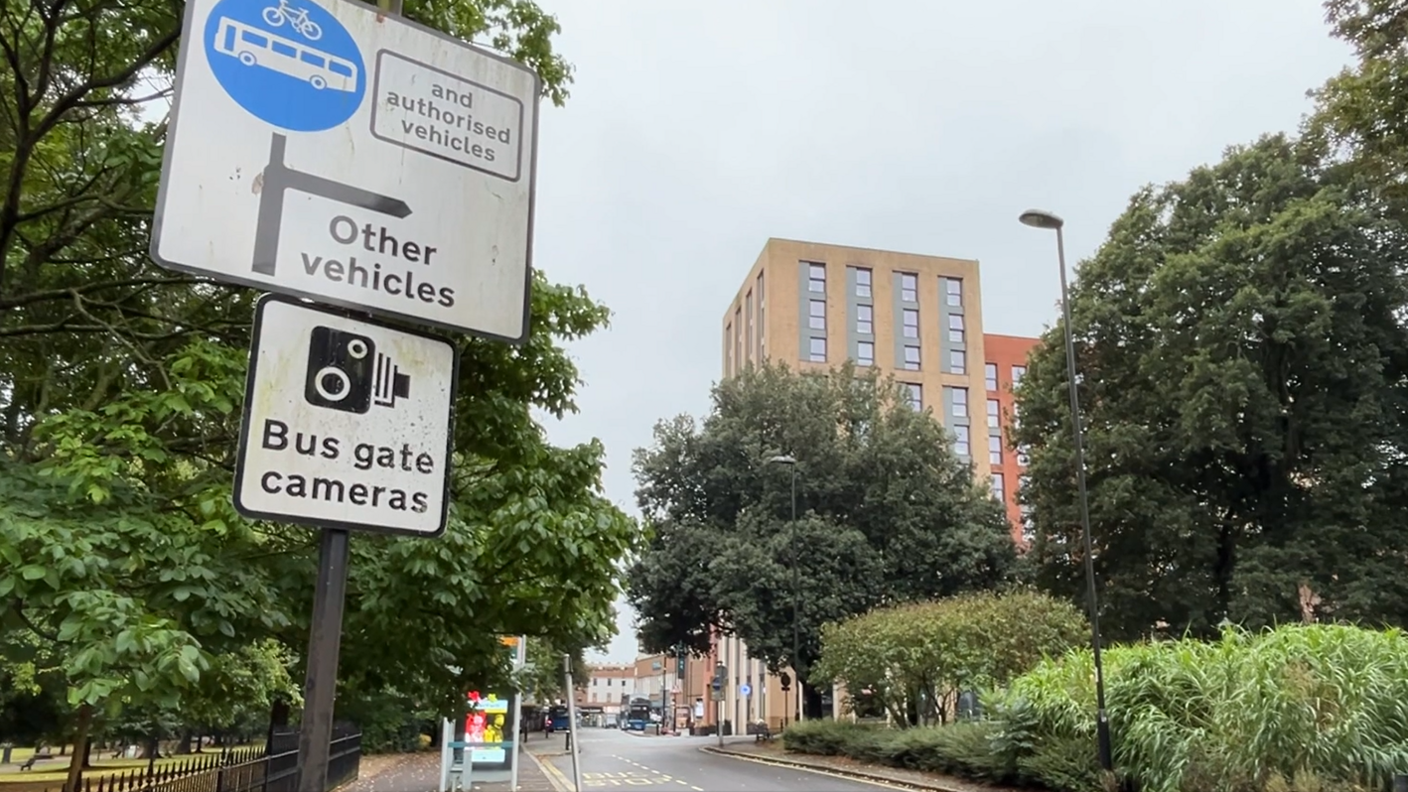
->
[1392,774,1407,792]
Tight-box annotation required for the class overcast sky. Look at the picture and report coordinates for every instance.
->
[523,1,1355,663]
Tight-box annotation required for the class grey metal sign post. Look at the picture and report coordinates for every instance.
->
[152,0,541,787]
[563,655,583,792]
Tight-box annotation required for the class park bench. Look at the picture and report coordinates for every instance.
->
[753,725,774,743]
[18,755,37,771]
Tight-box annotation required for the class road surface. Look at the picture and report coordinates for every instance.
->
[542,727,900,792]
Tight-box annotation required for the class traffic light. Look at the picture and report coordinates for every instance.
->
[676,652,686,677]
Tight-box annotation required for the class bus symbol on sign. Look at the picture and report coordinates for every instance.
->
[214,17,357,92]
[201,0,366,131]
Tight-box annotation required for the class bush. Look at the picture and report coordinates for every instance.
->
[785,624,1408,792]
[781,720,870,756]
[990,623,1408,792]
[781,720,1020,785]
[813,588,1088,726]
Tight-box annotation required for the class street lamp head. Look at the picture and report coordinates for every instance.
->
[767,455,796,465]
[1019,209,1065,230]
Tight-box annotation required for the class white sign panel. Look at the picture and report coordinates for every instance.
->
[152,0,540,341]
[235,295,457,536]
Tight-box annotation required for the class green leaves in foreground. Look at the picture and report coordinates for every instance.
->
[993,624,1408,791]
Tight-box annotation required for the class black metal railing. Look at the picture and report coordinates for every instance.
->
[42,729,359,792]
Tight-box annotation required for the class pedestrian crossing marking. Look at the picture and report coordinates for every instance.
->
[583,771,675,787]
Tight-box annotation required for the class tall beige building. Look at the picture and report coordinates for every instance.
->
[722,237,997,479]
[714,238,1030,729]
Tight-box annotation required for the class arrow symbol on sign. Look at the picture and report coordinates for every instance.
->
[252,133,412,276]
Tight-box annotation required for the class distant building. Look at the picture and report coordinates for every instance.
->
[576,663,633,719]
[710,238,1042,727]
[721,237,1037,543]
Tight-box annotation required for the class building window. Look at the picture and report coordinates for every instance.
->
[809,299,826,330]
[948,314,965,344]
[855,268,872,298]
[985,362,998,391]
[756,272,766,358]
[725,324,733,374]
[987,399,1000,428]
[808,263,827,293]
[902,309,919,339]
[746,289,754,360]
[950,387,968,418]
[1012,365,1027,386]
[856,304,872,335]
[900,273,917,303]
[992,472,1005,501]
[954,425,970,456]
[988,434,1002,465]
[857,341,874,366]
[949,349,966,374]
[903,345,920,370]
[1016,445,1029,466]
[906,383,922,411]
[735,308,742,371]
[809,337,826,362]
[945,278,963,307]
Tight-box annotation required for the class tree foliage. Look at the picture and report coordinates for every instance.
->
[813,589,1087,727]
[0,0,636,772]
[1310,0,1408,216]
[1013,133,1408,640]
[626,363,1018,699]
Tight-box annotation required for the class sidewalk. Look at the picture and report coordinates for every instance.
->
[701,741,1020,792]
[339,750,563,792]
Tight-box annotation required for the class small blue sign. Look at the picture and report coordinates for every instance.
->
[739,683,752,697]
[203,0,366,132]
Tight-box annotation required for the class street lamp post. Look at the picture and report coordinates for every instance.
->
[767,454,799,726]
[1018,209,1113,773]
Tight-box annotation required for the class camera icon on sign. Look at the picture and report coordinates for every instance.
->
[304,326,410,414]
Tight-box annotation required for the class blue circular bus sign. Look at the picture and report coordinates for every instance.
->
[203,0,366,131]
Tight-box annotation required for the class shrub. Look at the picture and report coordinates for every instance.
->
[782,719,1020,784]
[990,623,1408,792]
[781,720,872,756]
[813,588,1088,726]
[786,624,1408,792]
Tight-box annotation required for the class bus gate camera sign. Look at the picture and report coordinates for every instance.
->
[234,295,458,536]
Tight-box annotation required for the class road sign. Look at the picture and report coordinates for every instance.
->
[234,294,458,536]
[739,683,752,697]
[152,0,540,341]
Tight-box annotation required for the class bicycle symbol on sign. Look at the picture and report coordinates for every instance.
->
[262,0,321,40]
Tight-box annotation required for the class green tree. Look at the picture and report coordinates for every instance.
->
[626,362,1017,715]
[1012,134,1408,641]
[813,589,1087,727]
[1,0,637,782]
[1309,0,1408,215]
